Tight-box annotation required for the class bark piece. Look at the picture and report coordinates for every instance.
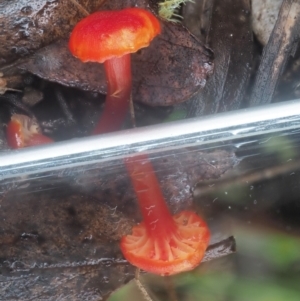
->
[202,236,236,263]
[184,0,253,116]
[249,0,300,106]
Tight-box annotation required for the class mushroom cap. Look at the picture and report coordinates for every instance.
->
[6,114,53,149]
[69,8,161,63]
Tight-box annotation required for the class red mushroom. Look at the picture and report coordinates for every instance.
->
[6,114,53,149]
[69,8,161,134]
[68,9,209,276]
[120,154,210,276]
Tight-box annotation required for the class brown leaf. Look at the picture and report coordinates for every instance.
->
[132,22,213,106]
[20,22,213,106]
[0,0,105,66]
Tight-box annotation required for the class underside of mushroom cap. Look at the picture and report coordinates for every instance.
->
[120,210,210,276]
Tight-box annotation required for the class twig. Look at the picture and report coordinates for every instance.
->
[129,92,136,128]
[202,236,236,263]
[135,268,154,301]
[195,159,300,198]
[164,277,178,301]
[249,0,300,106]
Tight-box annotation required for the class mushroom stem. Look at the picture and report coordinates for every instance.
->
[93,54,132,134]
[121,153,210,276]
[125,154,177,239]
[68,8,161,134]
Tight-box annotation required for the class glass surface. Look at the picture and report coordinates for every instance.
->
[1,101,300,300]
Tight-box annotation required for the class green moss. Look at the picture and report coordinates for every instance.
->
[158,0,193,22]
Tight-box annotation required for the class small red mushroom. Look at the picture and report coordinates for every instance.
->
[69,9,209,276]
[120,154,210,276]
[68,8,161,134]
[6,114,53,149]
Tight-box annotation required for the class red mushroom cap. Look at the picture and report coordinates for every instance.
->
[6,114,53,149]
[69,8,161,63]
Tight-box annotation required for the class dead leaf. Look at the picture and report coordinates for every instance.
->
[0,0,105,66]
[20,22,213,106]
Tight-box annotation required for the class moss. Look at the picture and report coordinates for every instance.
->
[158,0,193,22]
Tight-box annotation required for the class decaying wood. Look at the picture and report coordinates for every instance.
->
[185,0,253,116]
[249,0,300,106]
[0,0,105,67]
